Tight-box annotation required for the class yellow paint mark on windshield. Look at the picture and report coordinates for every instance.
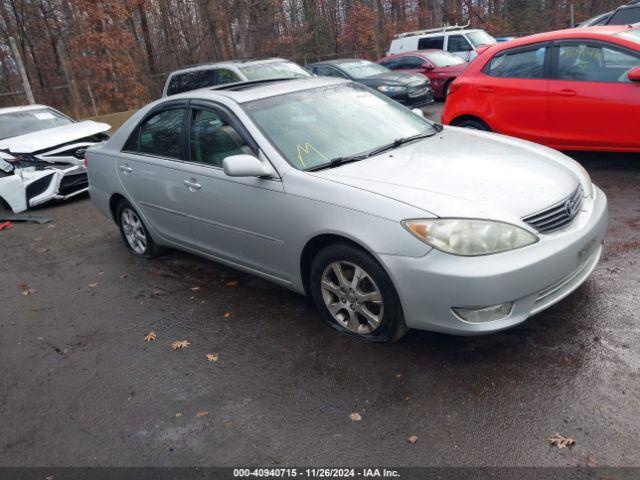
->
[296,143,328,168]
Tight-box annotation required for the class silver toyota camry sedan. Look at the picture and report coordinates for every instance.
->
[87,77,608,342]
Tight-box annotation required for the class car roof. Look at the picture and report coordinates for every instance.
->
[0,104,53,115]
[383,49,453,59]
[168,58,291,76]
[308,58,370,67]
[484,25,639,53]
[394,28,487,40]
[167,77,348,104]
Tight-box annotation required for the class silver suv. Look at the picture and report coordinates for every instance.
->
[162,58,311,97]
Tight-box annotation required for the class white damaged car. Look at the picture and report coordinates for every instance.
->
[0,105,110,213]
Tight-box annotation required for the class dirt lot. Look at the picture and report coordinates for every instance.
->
[1,104,639,467]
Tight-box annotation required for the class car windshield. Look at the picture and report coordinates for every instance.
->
[424,51,466,67]
[615,28,640,45]
[338,60,389,78]
[243,83,435,171]
[466,31,496,47]
[0,108,72,141]
[239,61,311,81]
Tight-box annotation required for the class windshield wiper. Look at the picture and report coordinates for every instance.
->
[306,127,441,172]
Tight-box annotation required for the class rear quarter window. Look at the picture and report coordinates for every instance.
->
[166,69,217,96]
[484,47,546,79]
[418,36,444,50]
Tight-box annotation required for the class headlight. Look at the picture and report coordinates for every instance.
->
[377,85,406,93]
[402,218,538,256]
[574,162,594,198]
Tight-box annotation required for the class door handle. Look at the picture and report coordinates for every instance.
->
[555,89,577,97]
[119,165,132,174]
[478,86,494,93]
[183,180,202,190]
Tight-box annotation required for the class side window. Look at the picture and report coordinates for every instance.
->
[189,109,252,167]
[418,36,444,50]
[448,35,472,52]
[379,59,399,70]
[134,108,185,158]
[216,69,240,85]
[485,47,547,79]
[167,70,217,96]
[314,66,347,78]
[399,56,426,68]
[557,42,640,82]
[607,6,640,25]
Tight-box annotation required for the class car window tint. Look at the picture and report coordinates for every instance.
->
[379,59,399,70]
[398,56,425,68]
[486,47,546,78]
[167,70,217,96]
[418,36,444,50]
[216,69,240,84]
[557,43,640,82]
[314,66,347,78]
[607,6,640,25]
[137,108,185,158]
[189,109,251,167]
[448,35,472,52]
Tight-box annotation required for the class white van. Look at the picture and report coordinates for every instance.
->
[388,25,496,61]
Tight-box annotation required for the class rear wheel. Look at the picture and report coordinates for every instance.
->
[309,243,408,343]
[116,199,160,258]
[442,80,452,100]
[454,118,491,131]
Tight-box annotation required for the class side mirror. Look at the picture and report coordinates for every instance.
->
[412,108,425,118]
[223,154,276,178]
[628,67,640,82]
[424,64,434,71]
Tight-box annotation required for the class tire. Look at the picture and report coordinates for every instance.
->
[454,118,491,131]
[116,199,160,258]
[442,80,452,100]
[309,243,408,343]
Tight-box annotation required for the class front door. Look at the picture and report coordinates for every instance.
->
[179,104,288,280]
[548,40,640,150]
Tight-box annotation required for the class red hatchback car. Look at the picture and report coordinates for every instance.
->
[442,25,640,152]
[378,50,468,99]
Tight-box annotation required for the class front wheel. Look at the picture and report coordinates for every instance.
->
[454,118,491,131]
[309,243,408,343]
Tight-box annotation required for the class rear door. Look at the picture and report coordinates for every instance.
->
[548,39,640,150]
[474,43,551,144]
[116,102,198,247]
[179,102,288,279]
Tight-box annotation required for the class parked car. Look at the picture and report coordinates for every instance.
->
[442,25,640,152]
[0,105,110,213]
[495,36,517,43]
[578,11,613,27]
[162,58,311,97]
[377,50,467,99]
[388,25,496,61]
[307,59,434,106]
[87,77,607,342]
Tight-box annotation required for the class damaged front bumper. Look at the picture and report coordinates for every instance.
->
[0,153,89,213]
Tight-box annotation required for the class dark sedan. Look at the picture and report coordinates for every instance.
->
[307,59,434,107]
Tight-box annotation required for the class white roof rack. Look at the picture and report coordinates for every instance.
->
[393,22,471,39]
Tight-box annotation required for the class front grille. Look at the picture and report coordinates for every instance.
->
[59,173,88,196]
[522,185,583,234]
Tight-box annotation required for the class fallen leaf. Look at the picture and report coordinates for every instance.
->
[120,273,129,279]
[395,373,402,379]
[225,280,238,287]
[19,284,37,296]
[175,412,183,418]
[224,312,232,318]
[349,412,362,422]
[144,331,157,342]
[549,433,575,449]
[196,410,209,417]
[190,286,201,292]
[88,282,99,288]
[408,435,418,444]
[585,455,597,467]
[223,420,233,428]
[206,353,219,362]
[171,340,190,350]
[98,271,104,276]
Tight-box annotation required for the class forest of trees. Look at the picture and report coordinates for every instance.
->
[0,0,631,116]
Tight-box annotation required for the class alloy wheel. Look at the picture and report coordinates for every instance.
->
[121,208,147,255]
[320,261,384,334]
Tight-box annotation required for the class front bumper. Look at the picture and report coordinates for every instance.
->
[386,88,435,107]
[379,186,608,335]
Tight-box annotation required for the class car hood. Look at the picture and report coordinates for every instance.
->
[0,120,110,154]
[360,72,427,87]
[309,127,581,221]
